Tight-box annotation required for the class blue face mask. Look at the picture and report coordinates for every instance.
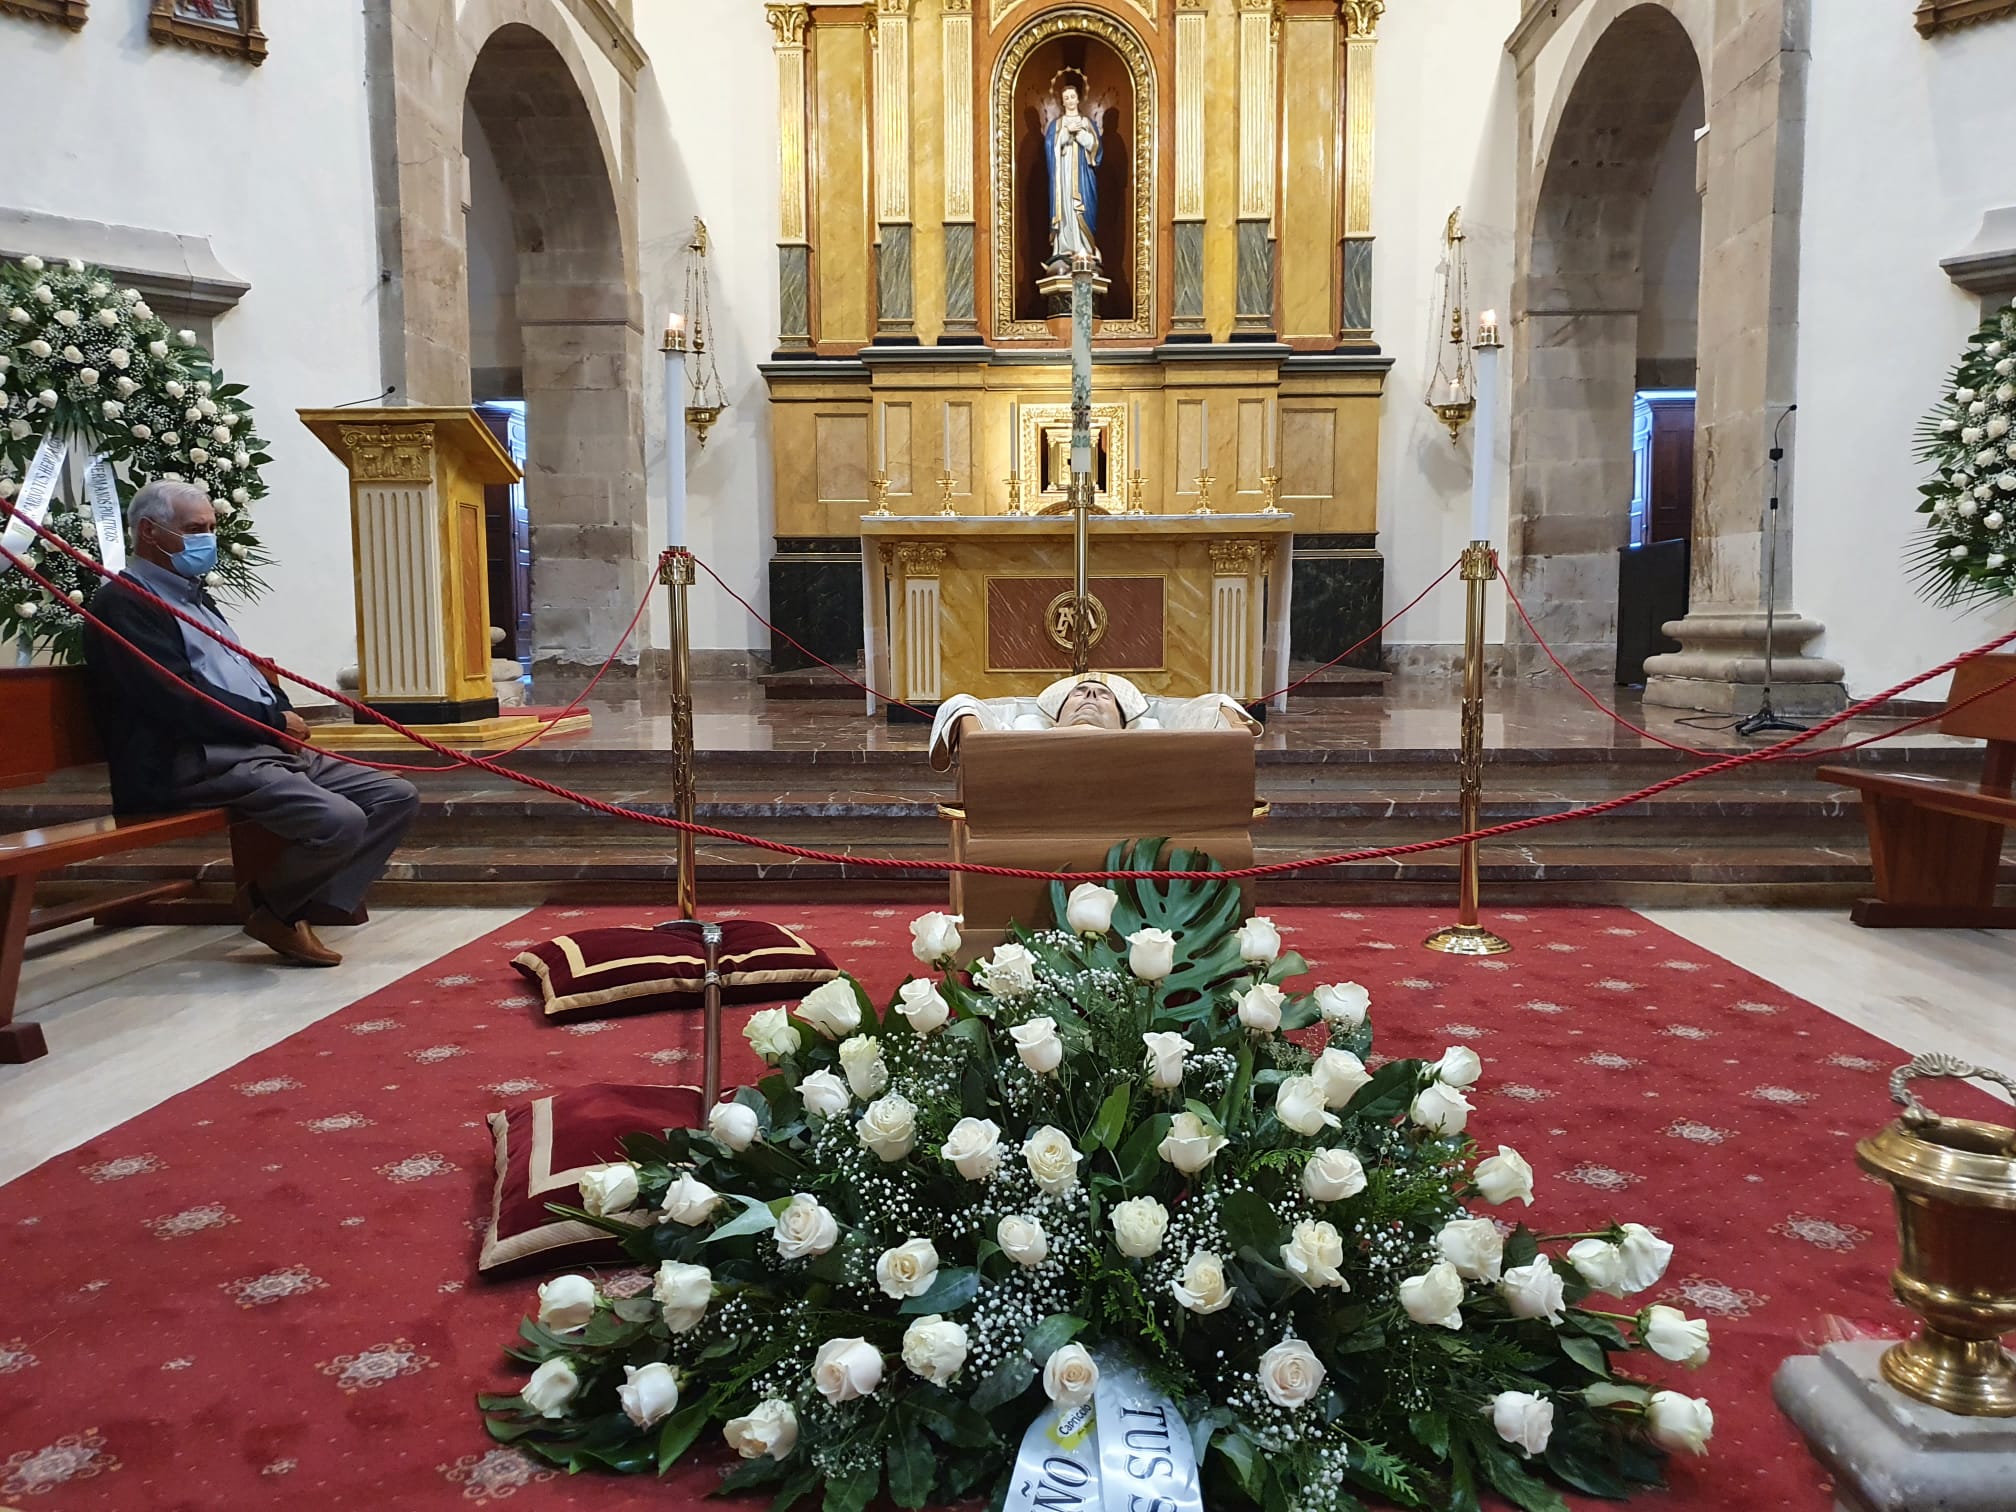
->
[166,531,218,580]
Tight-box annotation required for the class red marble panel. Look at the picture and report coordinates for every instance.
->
[985,575,1165,671]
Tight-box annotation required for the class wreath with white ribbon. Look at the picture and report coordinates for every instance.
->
[0,253,273,662]
[1913,300,2016,605]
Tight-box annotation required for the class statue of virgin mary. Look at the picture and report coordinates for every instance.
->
[1044,70,1102,274]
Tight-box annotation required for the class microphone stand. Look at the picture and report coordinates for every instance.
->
[1736,404,1805,738]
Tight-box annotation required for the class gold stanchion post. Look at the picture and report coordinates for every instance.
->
[1423,540,1511,956]
[658,547,719,1099]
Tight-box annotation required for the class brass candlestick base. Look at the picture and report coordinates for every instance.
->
[1422,922,1513,957]
[1126,468,1146,515]
[1005,473,1027,516]
[867,472,893,517]
[1191,470,1215,516]
[1260,468,1283,515]
[937,469,957,517]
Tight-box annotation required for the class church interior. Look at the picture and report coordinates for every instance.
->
[3,0,2016,1507]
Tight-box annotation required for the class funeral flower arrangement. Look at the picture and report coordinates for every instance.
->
[0,253,274,661]
[481,849,1715,1512]
[1914,297,2016,605]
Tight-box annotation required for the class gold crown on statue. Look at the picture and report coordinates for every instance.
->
[1050,67,1089,100]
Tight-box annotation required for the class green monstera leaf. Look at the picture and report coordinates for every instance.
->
[1048,839,1250,1008]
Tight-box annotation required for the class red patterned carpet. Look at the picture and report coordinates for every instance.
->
[0,904,1978,1509]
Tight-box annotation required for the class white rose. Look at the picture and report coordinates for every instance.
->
[858,1092,918,1162]
[100,400,121,419]
[901,1314,970,1385]
[25,339,50,359]
[895,977,949,1034]
[14,600,35,617]
[1256,1340,1327,1415]
[60,344,83,364]
[95,308,119,329]
[161,430,180,445]
[1641,1305,1711,1367]
[232,449,248,467]
[1314,981,1369,1029]
[1010,1015,1064,1074]
[19,255,42,271]
[812,1338,883,1403]
[1276,1074,1341,1137]
[794,978,861,1039]
[798,1068,851,1118]
[536,1274,597,1332]
[1157,1110,1228,1174]
[35,389,56,408]
[1646,1391,1714,1456]
[9,419,28,439]
[942,1116,1004,1180]
[211,424,231,444]
[1499,1259,1566,1324]
[64,257,83,272]
[1398,1260,1465,1330]
[54,308,79,328]
[653,1260,712,1333]
[1281,1218,1348,1289]
[1235,981,1285,1034]
[979,942,1038,998]
[229,488,248,504]
[744,1005,803,1062]
[1127,926,1176,981]
[134,299,153,318]
[1236,915,1282,964]
[1111,1195,1169,1258]
[1435,1217,1504,1283]
[1042,1343,1099,1407]
[178,328,197,345]
[115,376,136,395]
[131,423,150,439]
[1475,1145,1534,1206]
[166,382,186,401]
[1952,544,1973,561]
[1022,1124,1082,1195]
[1488,1391,1554,1457]
[837,1035,889,1099]
[1993,417,2012,440]
[1170,1250,1233,1313]
[1986,511,2007,530]
[874,1236,940,1300]
[1409,1082,1472,1136]
[1434,1045,1483,1088]
[197,396,218,416]
[522,1356,581,1418]
[577,1162,639,1217]
[774,1192,840,1260]
[723,1399,798,1461]
[188,446,211,465]
[79,369,99,388]
[659,1171,723,1225]
[1142,1030,1189,1090]
[149,340,169,359]
[1303,1147,1367,1202]
[4,307,24,323]
[998,1213,1049,1267]
[1567,1238,1629,1292]
[707,1100,760,1151]
[1064,882,1118,934]
[909,911,963,964]
[1991,553,2010,571]
[1615,1223,1674,1294]
[1311,1047,1372,1109]
[31,284,52,303]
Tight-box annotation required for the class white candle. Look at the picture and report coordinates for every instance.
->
[1199,401,1209,476]
[943,402,952,474]
[665,319,688,551]
[1009,401,1020,478]
[1266,398,1276,470]
[1470,340,1499,543]
[878,402,887,474]
[1132,398,1141,460]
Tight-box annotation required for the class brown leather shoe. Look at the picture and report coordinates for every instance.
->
[242,907,342,967]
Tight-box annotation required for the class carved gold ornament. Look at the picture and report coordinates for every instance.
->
[1045,589,1108,651]
[339,425,436,483]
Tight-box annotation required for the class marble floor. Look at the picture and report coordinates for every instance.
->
[3,905,2010,1187]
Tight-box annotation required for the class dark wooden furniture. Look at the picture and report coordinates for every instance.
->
[1819,653,2016,929]
[0,666,264,1062]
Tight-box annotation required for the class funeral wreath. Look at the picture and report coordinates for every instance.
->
[479,845,1715,1512]
[1914,296,2016,605]
[0,253,275,662]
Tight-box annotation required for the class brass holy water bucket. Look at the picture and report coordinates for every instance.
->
[1856,1054,2016,1416]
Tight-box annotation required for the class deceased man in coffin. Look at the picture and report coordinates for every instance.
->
[928,671,1258,771]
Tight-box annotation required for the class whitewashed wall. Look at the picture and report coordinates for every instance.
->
[0,10,381,691]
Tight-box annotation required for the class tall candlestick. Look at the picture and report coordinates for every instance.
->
[1199,401,1209,480]
[1470,312,1502,543]
[663,314,688,551]
[943,402,952,478]
[878,402,887,475]
[1009,401,1020,479]
[1266,397,1276,471]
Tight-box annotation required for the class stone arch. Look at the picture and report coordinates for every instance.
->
[1510,3,1703,673]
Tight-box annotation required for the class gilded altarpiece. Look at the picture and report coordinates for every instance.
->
[760,0,1394,686]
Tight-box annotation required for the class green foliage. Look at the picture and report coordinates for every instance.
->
[1910,299,2016,606]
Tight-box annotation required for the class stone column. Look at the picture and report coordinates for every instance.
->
[1340,0,1381,345]
[1234,0,1278,338]
[940,0,978,340]
[1170,0,1209,338]
[768,4,813,350]
[874,0,916,342]
[1643,0,1842,714]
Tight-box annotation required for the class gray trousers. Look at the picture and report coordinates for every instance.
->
[170,745,421,922]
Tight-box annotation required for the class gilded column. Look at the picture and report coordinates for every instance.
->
[940,0,978,339]
[874,0,916,340]
[1169,0,1209,337]
[1340,0,1382,344]
[1234,0,1279,337]
[767,4,812,349]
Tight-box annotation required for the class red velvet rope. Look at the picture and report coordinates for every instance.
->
[6,511,2014,882]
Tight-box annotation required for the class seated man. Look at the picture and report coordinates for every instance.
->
[82,481,420,967]
[929,671,1257,770]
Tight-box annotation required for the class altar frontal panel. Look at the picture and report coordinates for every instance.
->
[985,574,1165,672]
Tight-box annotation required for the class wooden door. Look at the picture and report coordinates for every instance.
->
[476,405,531,665]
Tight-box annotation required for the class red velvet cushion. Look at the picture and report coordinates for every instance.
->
[510,920,837,1019]
[479,1082,702,1275]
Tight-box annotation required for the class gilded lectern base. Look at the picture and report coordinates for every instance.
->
[309,711,592,752]
[1881,1334,2016,1418]
[1422,923,1513,956]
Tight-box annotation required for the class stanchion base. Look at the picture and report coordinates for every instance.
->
[1422,923,1514,956]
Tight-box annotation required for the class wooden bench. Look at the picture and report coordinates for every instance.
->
[1818,652,2016,929]
[1,666,267,1063]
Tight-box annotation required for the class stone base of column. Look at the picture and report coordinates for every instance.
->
[1775,1341,2016,1512]
[1641,609,1846,715]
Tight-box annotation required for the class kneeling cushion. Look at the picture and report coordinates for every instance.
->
[511,919,837,1019]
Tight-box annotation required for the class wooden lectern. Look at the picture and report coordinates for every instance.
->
[945,729,1261,957]
[298,408,576,748]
